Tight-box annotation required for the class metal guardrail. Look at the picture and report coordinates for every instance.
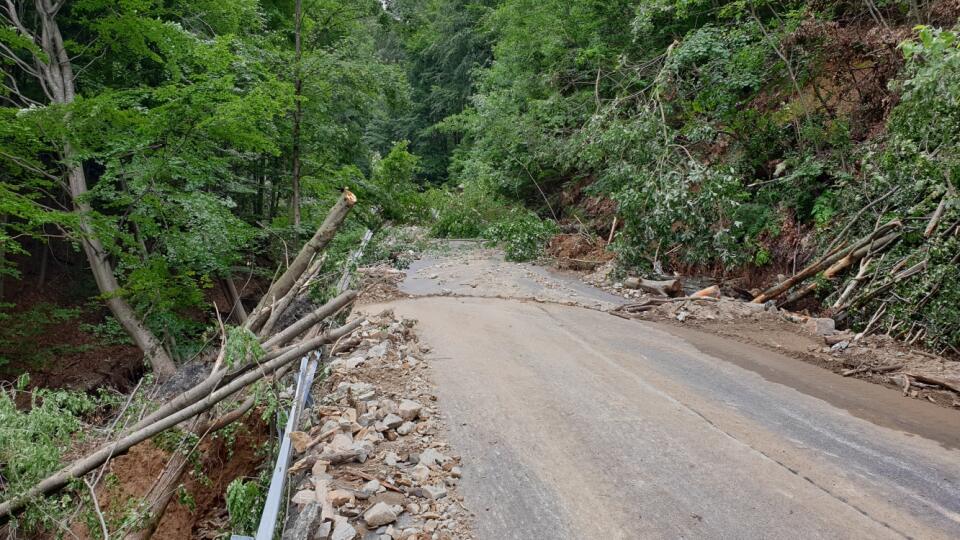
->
[237,229,369,539]
[233,352,319,540]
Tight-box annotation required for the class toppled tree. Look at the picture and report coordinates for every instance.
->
[0,190,363,529]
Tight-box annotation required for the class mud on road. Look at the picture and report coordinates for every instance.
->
[361,245,960,539]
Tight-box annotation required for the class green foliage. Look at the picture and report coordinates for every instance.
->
[79,316,134,346]
[614,163,757,268]
[224,326,264,368]
[364,140,425,222]
[831,26,960,351]
[0,0,419,372]
[426,182,511,239]
[482,209,558,262]
[226,473,268,535]
[0,379,109,531]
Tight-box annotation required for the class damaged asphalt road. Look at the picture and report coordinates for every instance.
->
[373,249,960,539]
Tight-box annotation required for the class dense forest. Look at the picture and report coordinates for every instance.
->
[1,0,958,536]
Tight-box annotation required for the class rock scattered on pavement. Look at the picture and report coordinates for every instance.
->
[283,310,473,539]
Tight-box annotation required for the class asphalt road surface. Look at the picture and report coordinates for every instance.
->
[373,249,960,539]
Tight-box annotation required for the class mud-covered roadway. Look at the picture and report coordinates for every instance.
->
[367,244,960,539]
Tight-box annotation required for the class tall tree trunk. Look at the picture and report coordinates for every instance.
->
[31,0,176,380]
[290,0,303,228]
[0,214,6,300]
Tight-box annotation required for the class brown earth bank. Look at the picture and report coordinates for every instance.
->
[0,273,144,393]
[581,259,960,411]
[69,415,269,540]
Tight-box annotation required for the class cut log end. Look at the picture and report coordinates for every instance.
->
[343,188,357,206]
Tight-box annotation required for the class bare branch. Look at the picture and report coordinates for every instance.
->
[0,150,60,181]
[83,478,110,540]
[2,69,41,105]
[2,0,34,39]
[50,0,67,17]
[0,41,41,78]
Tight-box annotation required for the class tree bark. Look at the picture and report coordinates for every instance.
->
[624,277,683,297]
[779,231,900,307]
[291,0,303,228]
[223,277,248,324]
[26,0,176,379]
[248,190,356,332]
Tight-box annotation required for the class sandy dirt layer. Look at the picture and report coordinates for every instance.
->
[627,296,960,410]
[578,257,960,409]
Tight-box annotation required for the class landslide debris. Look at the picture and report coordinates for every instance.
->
[282,310,473,540]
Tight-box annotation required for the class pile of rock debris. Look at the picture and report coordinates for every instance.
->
[282,310,472,540]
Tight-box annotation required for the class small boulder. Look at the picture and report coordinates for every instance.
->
[364,502,400,527]
[419,448,447,469]
[423,484,447,500]
[805,317,836,336]
[291,489,316,505]
[328,489,355,507]
[357,479,381,499]
[398,399,422,421]
[383,413,404,430]
[397,422,416,436]
[410,464,430,483]
[331,520,356,540]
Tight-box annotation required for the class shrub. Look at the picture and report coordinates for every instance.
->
[482,209,558,261]
[0,377,112,532]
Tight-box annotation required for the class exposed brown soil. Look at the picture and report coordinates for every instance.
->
[71,415,269,539]
[546,233,614,271]
[0,279,143,393]
[634,297,960,410]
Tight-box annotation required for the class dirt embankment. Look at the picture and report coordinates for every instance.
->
[611,294,960,409]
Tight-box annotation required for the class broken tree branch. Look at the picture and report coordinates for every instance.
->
[753,220,901,304]
[223,277,248,324]
[924,179,954,238]
[624,277,683,297]
[0,319,364,520]
[903,373,960,395]
[249,190,356,332]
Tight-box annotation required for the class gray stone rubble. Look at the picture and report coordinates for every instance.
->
[282,311,473,540]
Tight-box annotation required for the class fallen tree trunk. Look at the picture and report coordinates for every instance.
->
[904,373,960,395]
[624,277,683,297]
[835,259,927,316]
[0,319,363,521]
[222,276,249,324]
[261,290,356,350]
[125,290,355,436]
[753,220,901,304]
[779,231,900,307]
[1,190,363,525]
[248,190,356,332]
[260,254,325,337]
